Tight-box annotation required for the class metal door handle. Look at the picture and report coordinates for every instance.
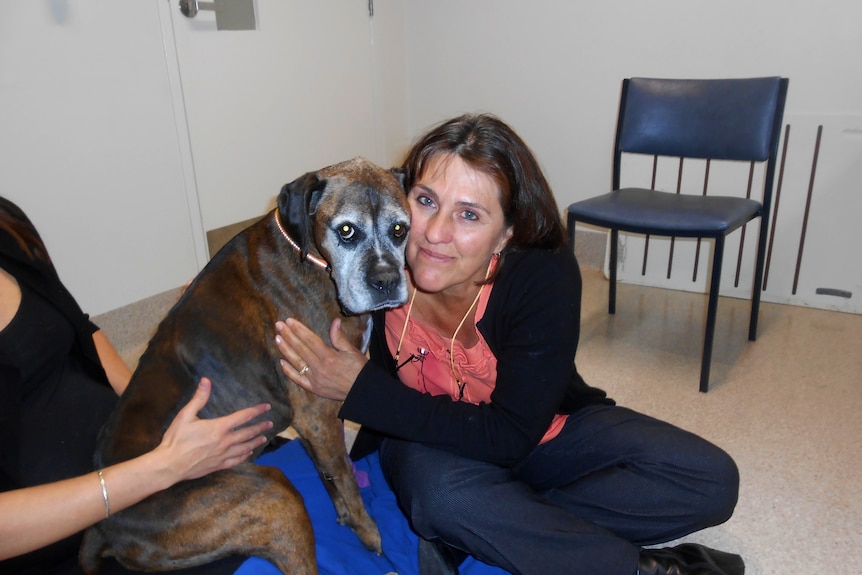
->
[179,0,215,18]
[178,0,256,30]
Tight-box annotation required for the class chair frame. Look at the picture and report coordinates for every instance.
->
[567,77,789,392]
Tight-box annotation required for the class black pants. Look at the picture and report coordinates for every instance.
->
[379,404,739,575]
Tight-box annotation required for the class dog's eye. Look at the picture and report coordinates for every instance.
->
[393,223,407,239]
[338,224,356,241]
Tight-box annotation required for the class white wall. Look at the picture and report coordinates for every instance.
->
[370,0,411,167]
[2,1,858,314]
[401,0,862,311]
[403,0,860,205]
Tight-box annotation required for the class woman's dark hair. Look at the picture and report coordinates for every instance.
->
[0,196,53,265]
[402,113,567,255]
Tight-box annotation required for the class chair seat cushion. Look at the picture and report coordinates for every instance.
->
[567,188,762,237]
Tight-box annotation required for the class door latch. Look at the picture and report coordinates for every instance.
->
[178,0,256,31]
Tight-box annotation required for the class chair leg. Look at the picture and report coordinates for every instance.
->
[700,237,725,393]
[609,229,618,315]
[748,217,769,341]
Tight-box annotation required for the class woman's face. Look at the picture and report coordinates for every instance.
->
[406,153,513,297]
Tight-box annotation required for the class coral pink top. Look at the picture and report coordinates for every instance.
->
[385,282,567,445]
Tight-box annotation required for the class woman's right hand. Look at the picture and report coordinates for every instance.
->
[274,318,368,401]
[155,377,273,482]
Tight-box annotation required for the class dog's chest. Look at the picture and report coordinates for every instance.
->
[341,314,372,354]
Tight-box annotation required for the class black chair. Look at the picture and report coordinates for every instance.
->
[566,77,789,392]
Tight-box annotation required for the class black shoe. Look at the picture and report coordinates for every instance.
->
[638,543,745,575]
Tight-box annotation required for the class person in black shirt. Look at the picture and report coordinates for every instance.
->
[0,195,272,574]
[275,114,744,575]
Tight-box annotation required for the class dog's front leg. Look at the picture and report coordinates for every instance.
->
[292,397,383,554]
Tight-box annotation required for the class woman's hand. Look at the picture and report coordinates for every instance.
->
[274,318,368,401]
[154,377,273,482]
[0,377,273,560]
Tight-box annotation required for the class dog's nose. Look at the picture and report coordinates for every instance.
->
[369,272,401,296]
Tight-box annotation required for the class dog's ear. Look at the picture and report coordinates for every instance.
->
[277,172,327,259]
[389,167,407,193]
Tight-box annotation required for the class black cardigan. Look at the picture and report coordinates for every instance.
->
[342,248,613,466]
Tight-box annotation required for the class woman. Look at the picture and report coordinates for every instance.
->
[275,114,743,575]
[0,196,271,574]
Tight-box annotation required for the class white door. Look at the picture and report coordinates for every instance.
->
[162,0,380,234]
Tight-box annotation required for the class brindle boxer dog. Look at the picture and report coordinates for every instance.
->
[79,157,410,574]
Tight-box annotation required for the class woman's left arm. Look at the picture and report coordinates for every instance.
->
[0,377,271,560]
[276,250,584,466]
[274,317,367,401]
[92,329,133,395]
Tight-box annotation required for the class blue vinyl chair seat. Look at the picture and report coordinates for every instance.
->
[569,188,763,237]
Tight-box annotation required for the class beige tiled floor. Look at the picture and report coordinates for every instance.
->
[574,267,862,574]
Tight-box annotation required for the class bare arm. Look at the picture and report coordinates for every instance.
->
[92,329,134,395]
[0,377,273,560]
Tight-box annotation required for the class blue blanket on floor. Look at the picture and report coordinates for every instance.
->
[234,440,508,575]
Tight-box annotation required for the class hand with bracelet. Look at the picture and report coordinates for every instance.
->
[0,377,272,561]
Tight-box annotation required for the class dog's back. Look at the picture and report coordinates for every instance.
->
[94,219,314,467]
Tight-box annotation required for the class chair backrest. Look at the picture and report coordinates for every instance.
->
[612,77,789,190]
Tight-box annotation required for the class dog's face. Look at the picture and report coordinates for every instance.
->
[277,157,410,315]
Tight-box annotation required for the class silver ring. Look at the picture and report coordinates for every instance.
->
[299,365,310,376]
